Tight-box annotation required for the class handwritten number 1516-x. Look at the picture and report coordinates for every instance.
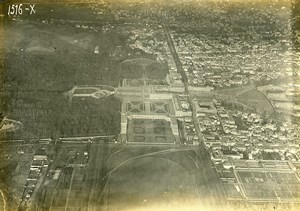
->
[8,4,36,15]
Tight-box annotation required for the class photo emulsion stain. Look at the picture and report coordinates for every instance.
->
[0,0,299,210]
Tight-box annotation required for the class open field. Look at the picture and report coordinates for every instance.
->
[218,85,255,97]
[102,147,229,210]
[237,89,275,114]
[217,85,275,114]
[28,144,228,210]
[105,156,199,210]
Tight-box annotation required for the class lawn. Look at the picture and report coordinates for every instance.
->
[237,89,275,115]
[106,156,199,210]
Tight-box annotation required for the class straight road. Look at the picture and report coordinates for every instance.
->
[37,142,109,210]
[164,27,189,93]
[164,26,228,210]
[83,142,109,210]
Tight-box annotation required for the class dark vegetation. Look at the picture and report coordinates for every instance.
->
[3,22,126,140]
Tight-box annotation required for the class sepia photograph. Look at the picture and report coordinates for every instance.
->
[0,0,299,210]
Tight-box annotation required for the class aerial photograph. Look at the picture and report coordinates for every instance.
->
[0,0,299,210]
